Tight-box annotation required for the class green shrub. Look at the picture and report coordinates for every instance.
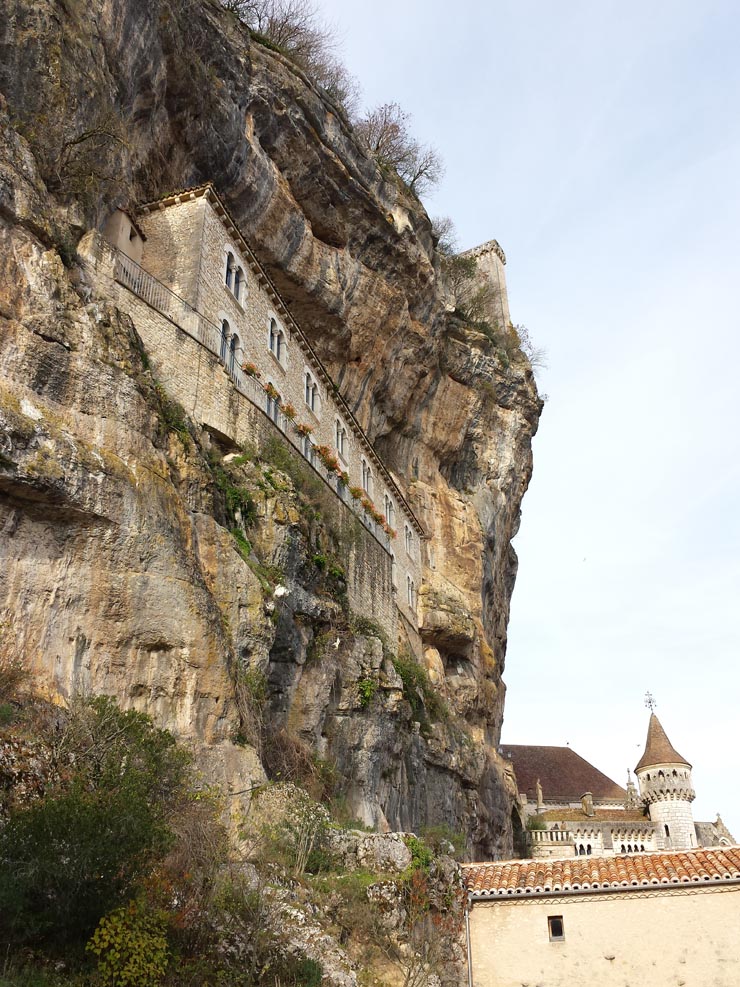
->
[403,835,433,874]
[419,823,466,858]
[212,462,257,528]
[392,653,447,725]
[357,677,377,710]
[0,697,190,953]
[526,813,547,831]
[231,527,252,558]
[153,384,190,443]
[86,900,169,987]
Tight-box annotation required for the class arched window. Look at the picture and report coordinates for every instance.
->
[304,371,319,413]
[220,319,230,363]
[384,494,395,528]
[265,383,280,424]
[303,434,315,465]
[406,575,415,609]
[361,459,373,497]
[268,318,286,364]
[404,524,413,556]
[578,844,585,856]
[234,266,244,302]
[664,824,670,838]
[225,252,235,289]
[627,844,632,853]
[335,420,347,458]
[620,844,626,854]
[228,332,239,376]
[586,844,592,855]
[390,551,397,589]
[640,844,645,852]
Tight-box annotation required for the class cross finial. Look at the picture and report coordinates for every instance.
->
[644,691,656,712]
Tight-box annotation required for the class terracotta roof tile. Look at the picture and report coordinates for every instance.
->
[500,745,626,802]
[462,846,740,897]
[635,713,691,770]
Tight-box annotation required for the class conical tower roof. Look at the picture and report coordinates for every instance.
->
[635,713,691,771]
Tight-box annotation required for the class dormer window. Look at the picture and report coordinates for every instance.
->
[361,459,373,498]
[269,318,286,365]
[304,371,319,414]
[225,252,235,290]
[335,419,347,459]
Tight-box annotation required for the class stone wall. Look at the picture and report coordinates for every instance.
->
[469,886,740,987]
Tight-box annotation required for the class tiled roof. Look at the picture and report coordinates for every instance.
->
[500,745,626,802]
[635,713,690,771]
[463,846,740,898]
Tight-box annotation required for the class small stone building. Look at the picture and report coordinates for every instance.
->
[463,845,740,987]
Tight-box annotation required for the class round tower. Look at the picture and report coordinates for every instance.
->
[635,713,696,849]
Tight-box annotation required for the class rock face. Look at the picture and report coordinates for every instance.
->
[0,0,541,856]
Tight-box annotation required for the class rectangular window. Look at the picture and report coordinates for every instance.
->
[548,915,565,941]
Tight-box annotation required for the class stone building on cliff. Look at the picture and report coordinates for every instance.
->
[502,710,734,858]
[82,184,440,651]
[82,183,513,663]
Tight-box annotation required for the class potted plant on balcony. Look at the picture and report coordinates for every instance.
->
[294,421,314,438]
[241,361,260,378]
[315,445,340,473]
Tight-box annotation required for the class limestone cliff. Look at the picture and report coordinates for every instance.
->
[0,0,541,856]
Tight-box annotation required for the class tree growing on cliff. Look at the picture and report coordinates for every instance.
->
[354,101,444,196]
[221,0,360,113]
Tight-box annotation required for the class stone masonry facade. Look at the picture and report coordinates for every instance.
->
[80,185,425,646]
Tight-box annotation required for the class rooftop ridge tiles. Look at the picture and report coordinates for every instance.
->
[463,845,740,897]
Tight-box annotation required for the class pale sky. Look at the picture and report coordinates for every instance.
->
[316,0,740,836]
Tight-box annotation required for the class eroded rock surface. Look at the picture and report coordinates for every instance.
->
[0,0,541,857]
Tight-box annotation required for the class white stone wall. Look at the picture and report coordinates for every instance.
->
[135,192,423,636]
[459,239,511,329]
[646,797,697,850]
[637,763,696,850]
[469,885,740,987]
[136,197,205,307]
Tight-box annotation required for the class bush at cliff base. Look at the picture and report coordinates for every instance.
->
[0,696,190,954]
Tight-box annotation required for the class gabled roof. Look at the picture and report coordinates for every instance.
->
[463,846,740,898]
[500,745,626,802]
[635,714,691,771]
